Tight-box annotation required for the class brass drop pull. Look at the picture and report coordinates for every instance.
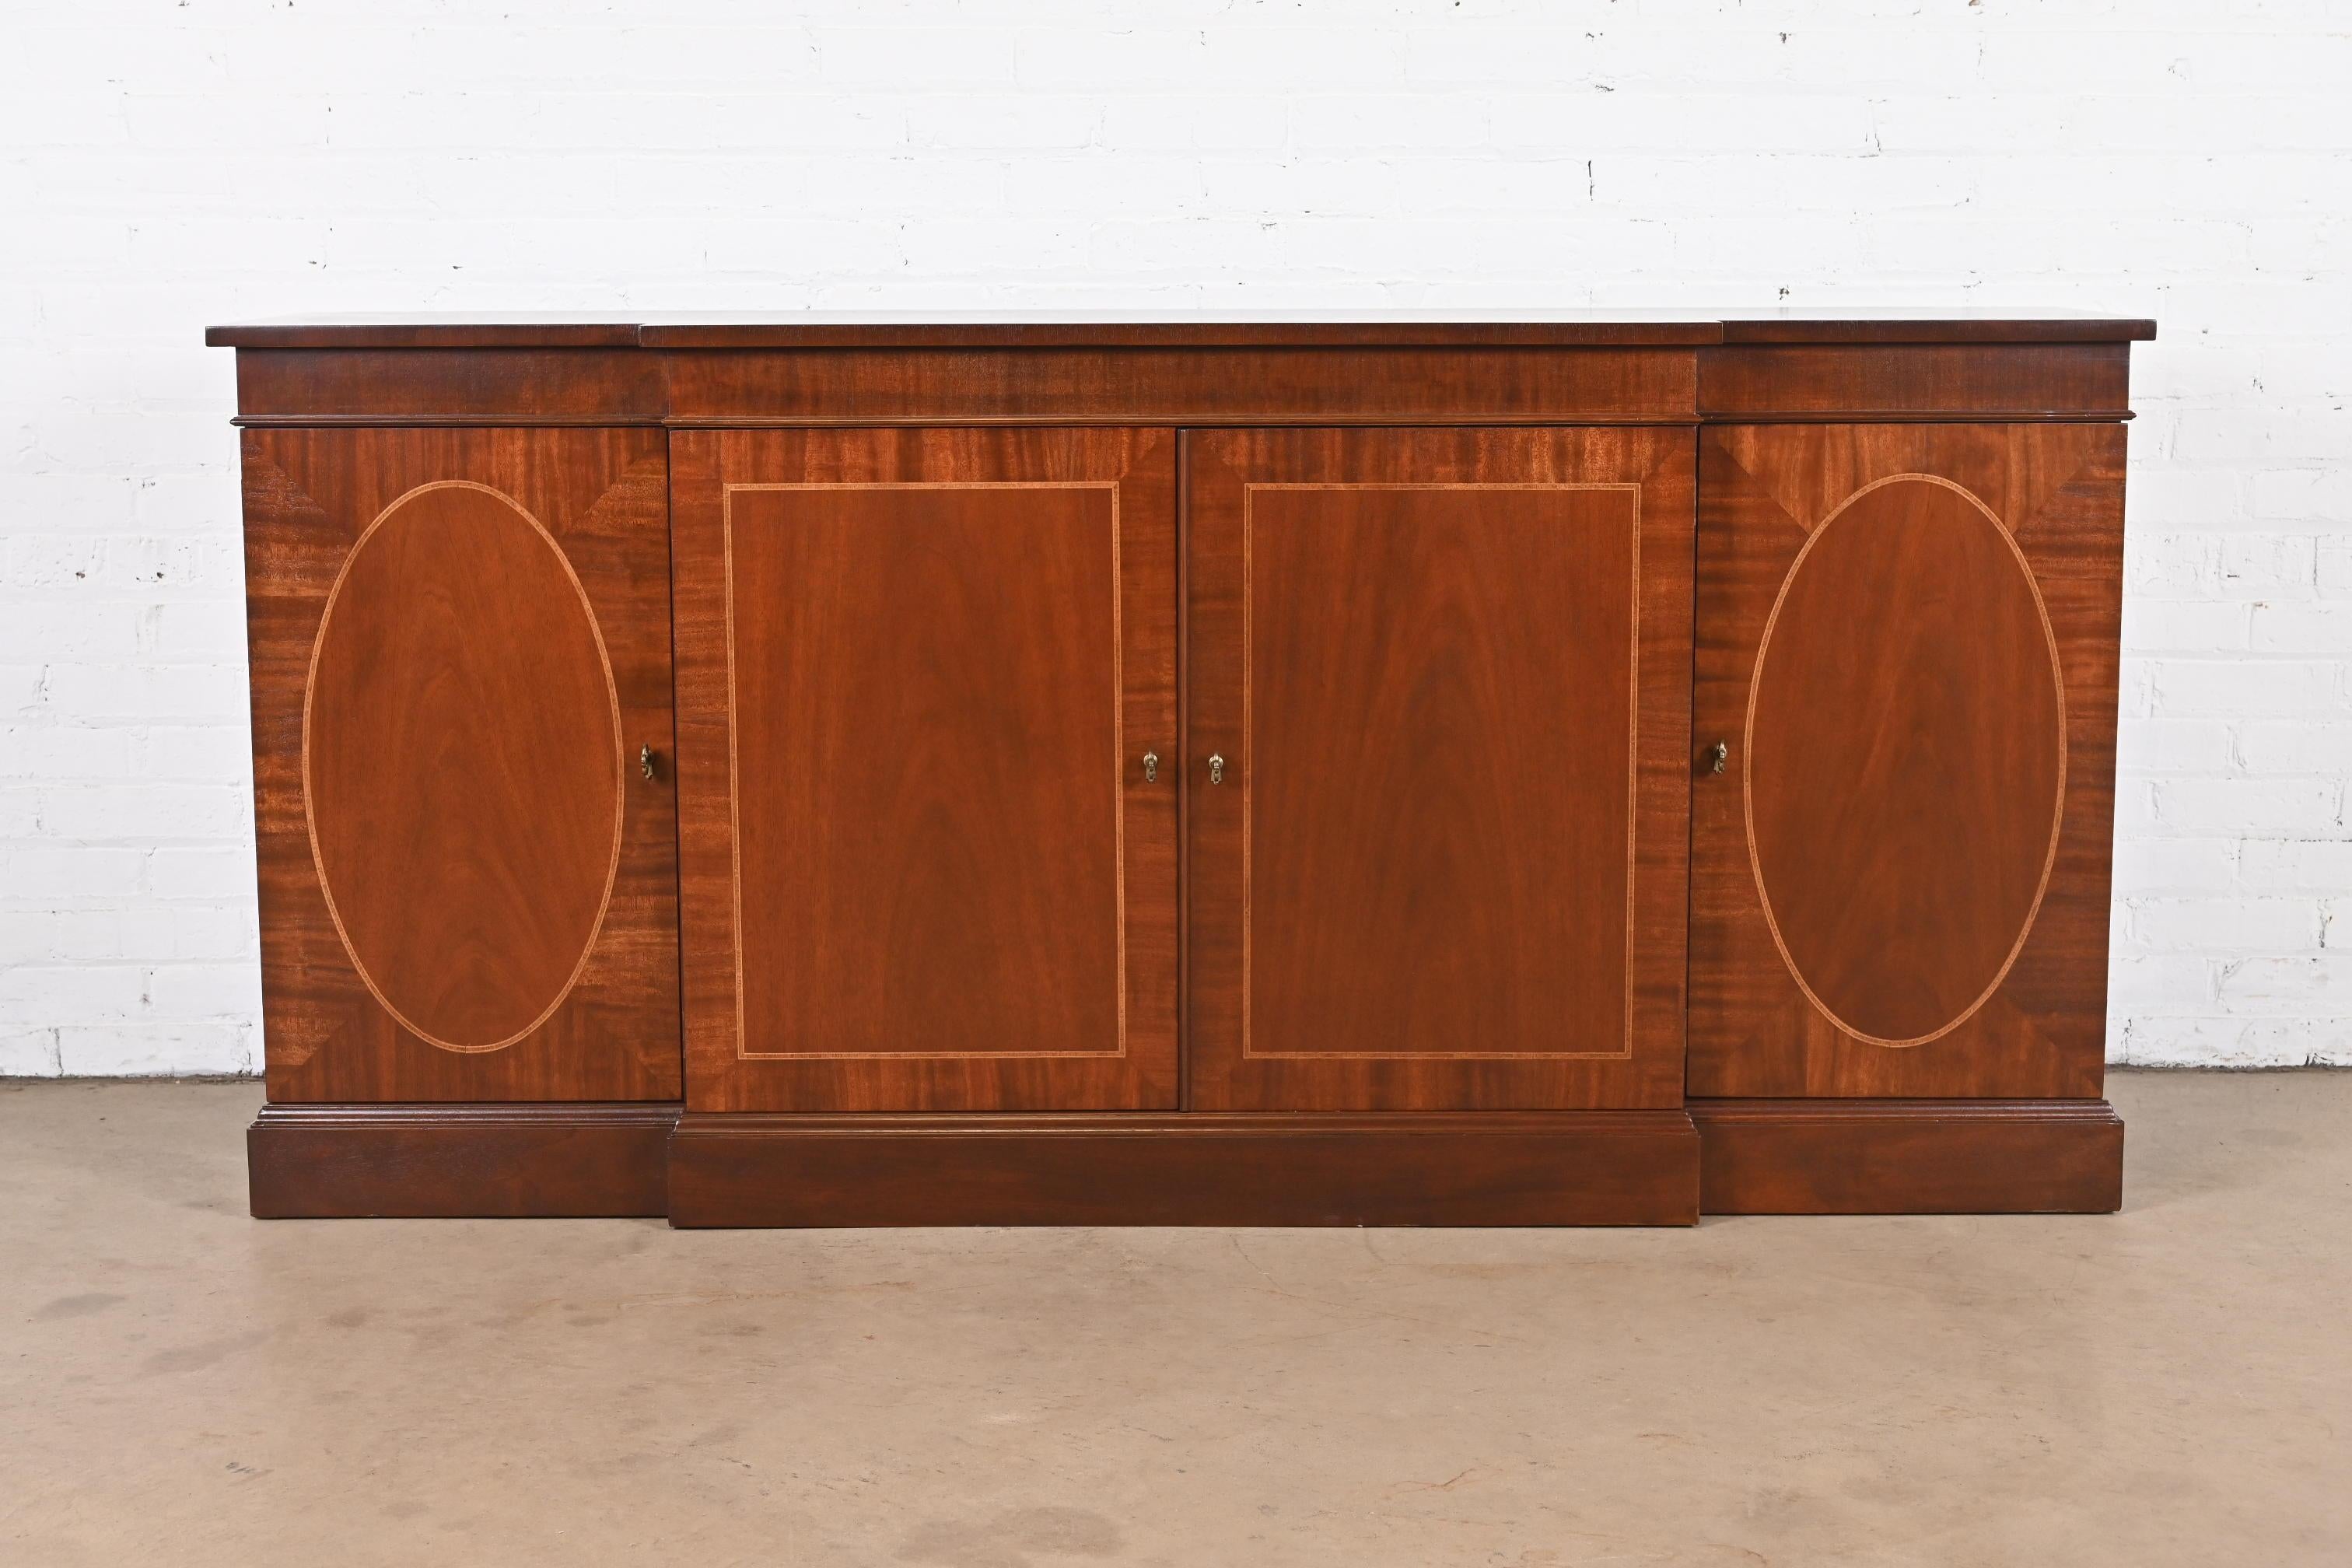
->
[1209,753,1225,786]
[641,744,657,782]
[1143,751,1158,783]
[1706,740,1728,775]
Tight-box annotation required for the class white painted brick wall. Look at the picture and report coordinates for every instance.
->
[4,0,2347,1076]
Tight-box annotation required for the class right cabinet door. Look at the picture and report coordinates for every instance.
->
[1689,424,2126,1099]
[1186,427,1695,1111]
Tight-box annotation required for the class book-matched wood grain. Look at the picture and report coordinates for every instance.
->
[305,481,624,1056]
[1689,423,2125,1098]
[241,428,681,1102]
[1185,427,1694,1110]
[672,428,1178,1111]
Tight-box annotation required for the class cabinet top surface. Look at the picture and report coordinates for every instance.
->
[205,310,2158,350]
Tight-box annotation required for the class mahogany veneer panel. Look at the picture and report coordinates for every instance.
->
[662,347,1697,426]
[306,484,623,1053]
[1185,427,1693,1110]
[228,345,1699,429]
[1698,343,2132,420]
[234,348,666,424]
[242,429,681,1102]
[1689,424,2124,1098]
[672,427,1178,1112]
[1692,1099,2124,1214]
[226,341,2138,428]
[669,1111,1700,1226]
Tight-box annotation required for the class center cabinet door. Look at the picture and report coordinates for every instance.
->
[1185,429,1695,1110]
[672,429,1178,1111]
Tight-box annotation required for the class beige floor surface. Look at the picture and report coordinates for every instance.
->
[3,1070,2347,1566]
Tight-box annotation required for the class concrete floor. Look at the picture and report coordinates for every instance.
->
[2,1073,2347,1566]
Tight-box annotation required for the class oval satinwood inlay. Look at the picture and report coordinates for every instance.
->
[304,481,623,1052]
[1745,474,2065,1048]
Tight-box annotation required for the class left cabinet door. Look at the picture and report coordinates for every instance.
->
[243,429,682,1101]
[670,429,1180,1111]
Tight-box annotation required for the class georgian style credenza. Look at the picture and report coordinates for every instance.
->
[208,313,2151,1225]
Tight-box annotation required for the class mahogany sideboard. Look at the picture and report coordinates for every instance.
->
[207,313,2152,1226]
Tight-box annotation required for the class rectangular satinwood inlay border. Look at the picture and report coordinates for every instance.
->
[722,481,1129,1062]
[1239,481,1643,1062]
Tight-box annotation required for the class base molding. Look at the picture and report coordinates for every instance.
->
[247,1102,679,1218]
[1689,1097,2125,1215]
[667,1109,1700,1227]
[244,1099,2128,1222]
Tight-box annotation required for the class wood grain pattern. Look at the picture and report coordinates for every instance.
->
[730,484,1125,1060]
[663,348,1698,427]
[247,1102,676,1217]
[1185,428,1693,1110]
[1689,424,2126,1098]
[242,428,681,1102]
[304,481,622,1052]
[1698,344,2131,420]
[225,341,2141,429]
[1745,476,2064,1046]
[668,1109,1700,1226]
[1244,482,1638,1061]
[672,428,1178,1112]
[233,349,665,424]
[1691,1098,2124,1213]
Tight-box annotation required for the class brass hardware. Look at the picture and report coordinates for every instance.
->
[1209,753,1225,786]
[1706,740,1728,775]
[1143,751,1158,783]
[641,744,656,782]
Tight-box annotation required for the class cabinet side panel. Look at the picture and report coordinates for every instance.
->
[242,427,681,1101]
[1689,424,2122,1097]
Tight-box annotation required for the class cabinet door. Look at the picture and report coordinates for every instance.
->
[1185,428,1695,1110]
[243,428,681,1102]
[1688,424,2125,1098]
[672,429,1178,1111]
